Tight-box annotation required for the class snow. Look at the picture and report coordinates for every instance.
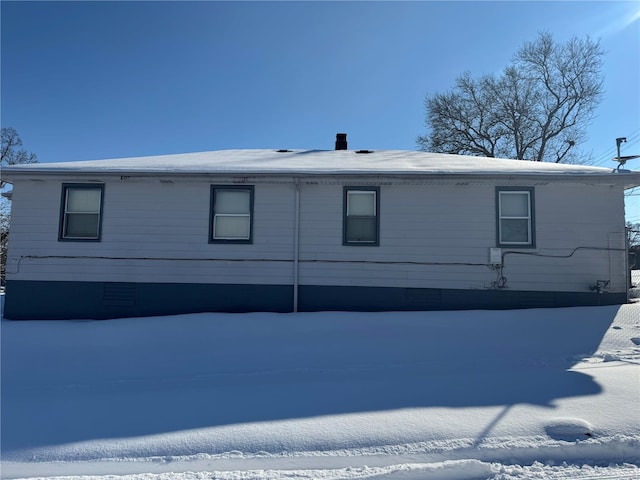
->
[1,297,639,479]
[3,149,639,185]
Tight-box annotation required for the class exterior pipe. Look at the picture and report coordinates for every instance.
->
[293,179,300,312]
[625,226,630,303]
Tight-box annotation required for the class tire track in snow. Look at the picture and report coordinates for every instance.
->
[3,436,639,479]
[4,461,640,479]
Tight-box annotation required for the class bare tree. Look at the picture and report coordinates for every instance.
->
[1,127,37,286]
[0,201,9,287]
[628,222,640,248]
[1,127,37,166]
[418,33,604,163]
[628,222,640,277]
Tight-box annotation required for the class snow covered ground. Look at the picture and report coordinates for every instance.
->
[1,290,639,479]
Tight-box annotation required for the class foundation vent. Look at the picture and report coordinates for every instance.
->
[103,283,137,307]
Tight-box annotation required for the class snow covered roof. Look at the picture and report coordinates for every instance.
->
[4,149,640,186]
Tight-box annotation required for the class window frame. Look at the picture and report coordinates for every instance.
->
[209,185,255,244]
[343,186,380,246]
[58,183,105,242]
[496,186,536,248]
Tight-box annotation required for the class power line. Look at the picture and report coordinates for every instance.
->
[591,129,640,165]
[590,129,640,166]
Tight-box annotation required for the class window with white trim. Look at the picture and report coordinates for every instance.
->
[497,188,535,247]
[210,186,254,243]
[59,184,104,241]
[343,187,379,245]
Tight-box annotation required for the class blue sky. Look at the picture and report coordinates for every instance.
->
[2,1,639,218]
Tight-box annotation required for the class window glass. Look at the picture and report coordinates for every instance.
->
[501,219,530,243]
[500,192,529,217]
[346,217,377,242]
[65,215,100,238]
[348,191,376,216]
[214,215,250,240]
[215,190,251,214]
[67,189,101,213]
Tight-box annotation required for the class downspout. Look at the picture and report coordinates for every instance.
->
[293,179,300,312]
[625,225,631,303]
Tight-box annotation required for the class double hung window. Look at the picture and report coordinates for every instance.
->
[210,186,254,243]
[59,184,104,241]
[343,187,379,245]
[497,187,535,247]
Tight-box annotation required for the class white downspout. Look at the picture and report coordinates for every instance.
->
[293,179,300,312]
[625,226,630,302]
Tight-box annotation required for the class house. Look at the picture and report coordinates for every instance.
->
[2,135,639,320]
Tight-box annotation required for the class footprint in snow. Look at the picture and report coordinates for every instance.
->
[631,338,640,346]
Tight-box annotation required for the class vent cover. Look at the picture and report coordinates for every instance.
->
[103,283,136,307]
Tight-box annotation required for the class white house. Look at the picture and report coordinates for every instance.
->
[3,138,639,319]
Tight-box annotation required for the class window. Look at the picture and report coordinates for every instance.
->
[343,187,379,245]
[210,186,254,243]
[497,187,535,247]
[59,184,104,241]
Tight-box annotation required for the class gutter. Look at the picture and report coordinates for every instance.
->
[3,170,640,188]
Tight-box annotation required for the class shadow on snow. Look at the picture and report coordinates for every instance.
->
[1,306,617,455]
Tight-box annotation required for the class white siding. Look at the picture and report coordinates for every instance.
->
[6,179,296,285]
[296,182,626,293]
[6,177,627,294]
